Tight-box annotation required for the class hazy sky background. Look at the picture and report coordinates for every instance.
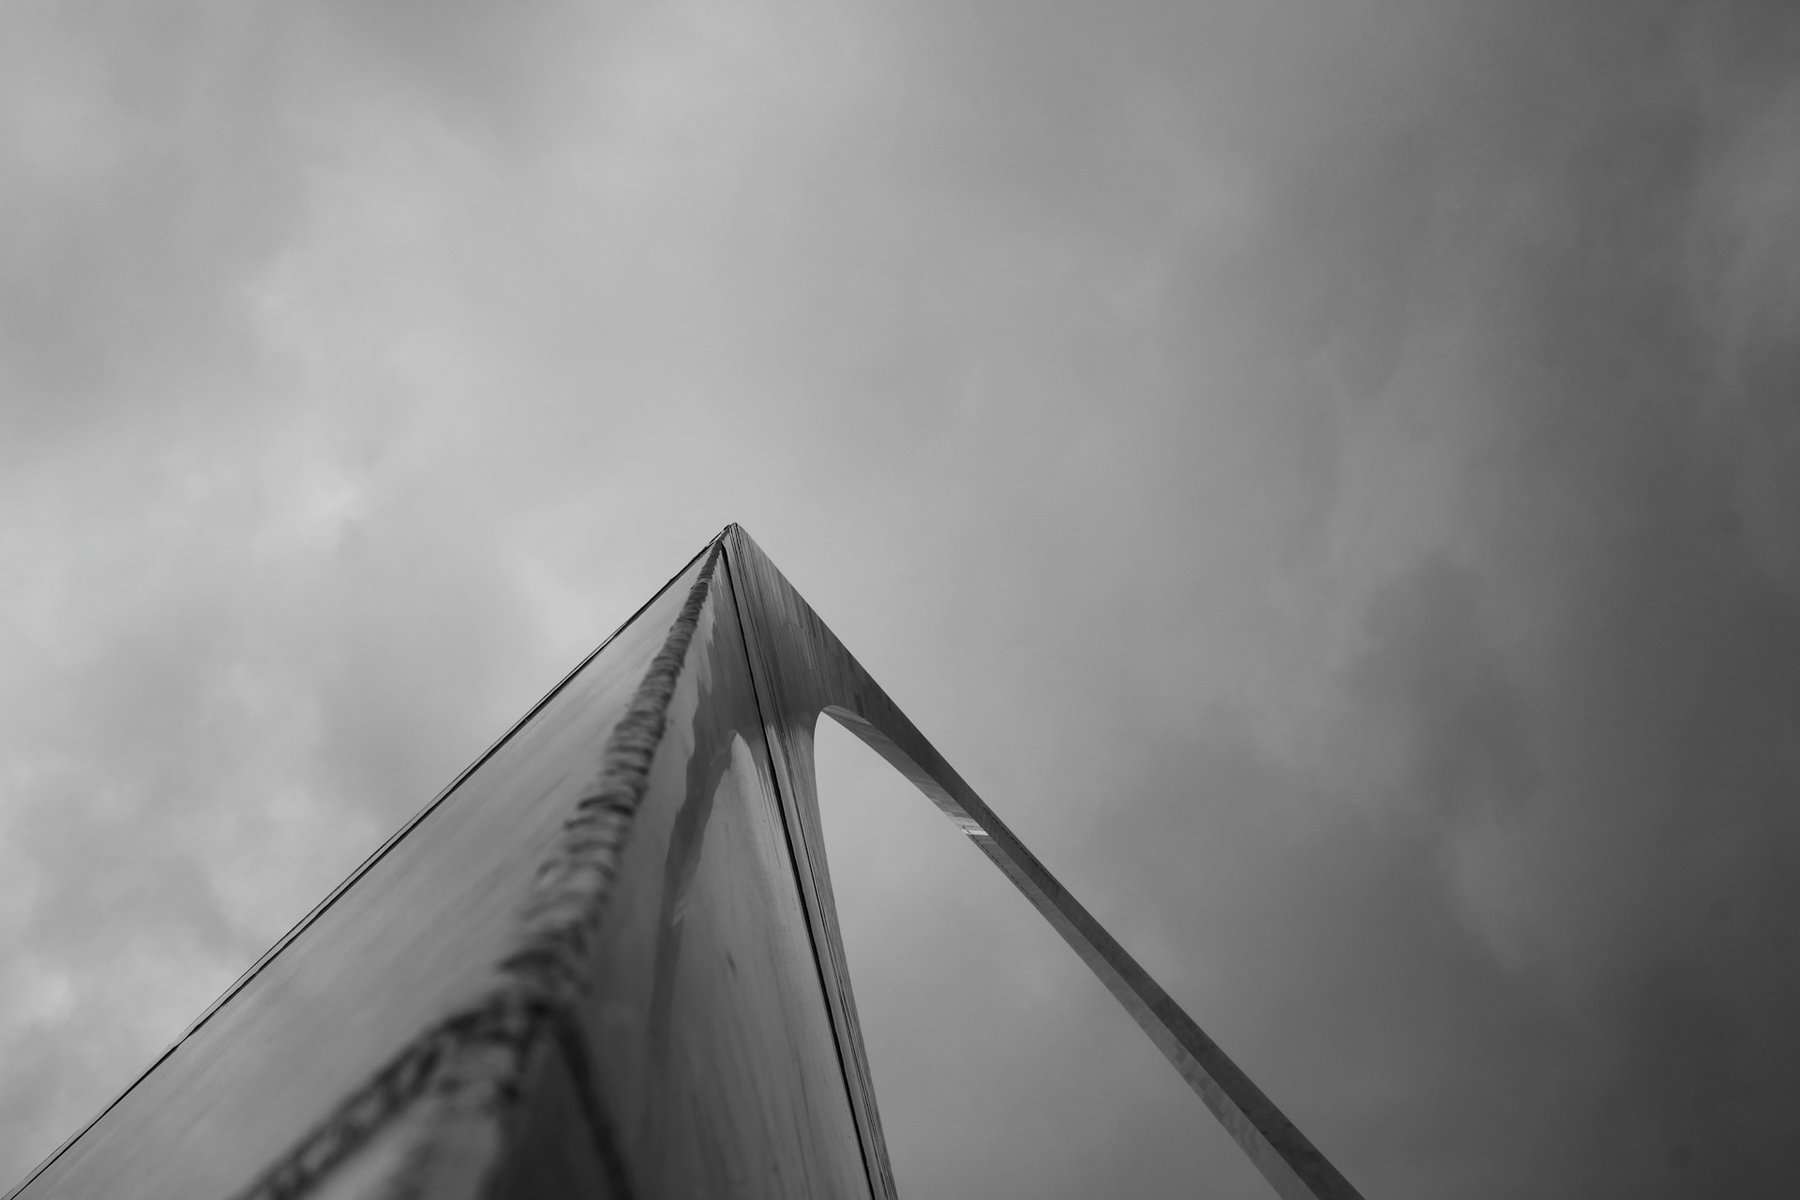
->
[3,2,1798,1196]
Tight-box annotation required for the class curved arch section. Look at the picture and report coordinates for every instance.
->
[722,525,1364,1200]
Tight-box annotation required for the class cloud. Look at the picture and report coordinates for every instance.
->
[4,1,1799,1197]
[0,3,304,451]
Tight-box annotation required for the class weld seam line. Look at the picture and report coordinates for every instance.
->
[222,541,722,1200]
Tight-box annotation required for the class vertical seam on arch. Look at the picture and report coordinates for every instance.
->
[718,542,894,1200]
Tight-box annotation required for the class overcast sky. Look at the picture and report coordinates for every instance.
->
[3,2,1799,1196]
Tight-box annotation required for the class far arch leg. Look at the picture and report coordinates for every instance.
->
[721,525,1366,1200]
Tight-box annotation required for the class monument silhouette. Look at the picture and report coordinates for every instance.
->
[5,525,1363,1199]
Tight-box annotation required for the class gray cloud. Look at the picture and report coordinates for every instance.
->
[3,1,1799,1196]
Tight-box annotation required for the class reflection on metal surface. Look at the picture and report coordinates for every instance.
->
[7,525,1365,1200]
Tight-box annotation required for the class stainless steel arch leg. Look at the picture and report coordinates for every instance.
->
[722,526,1365,1200]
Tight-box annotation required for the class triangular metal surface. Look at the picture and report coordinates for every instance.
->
[6,526,1363,1200]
